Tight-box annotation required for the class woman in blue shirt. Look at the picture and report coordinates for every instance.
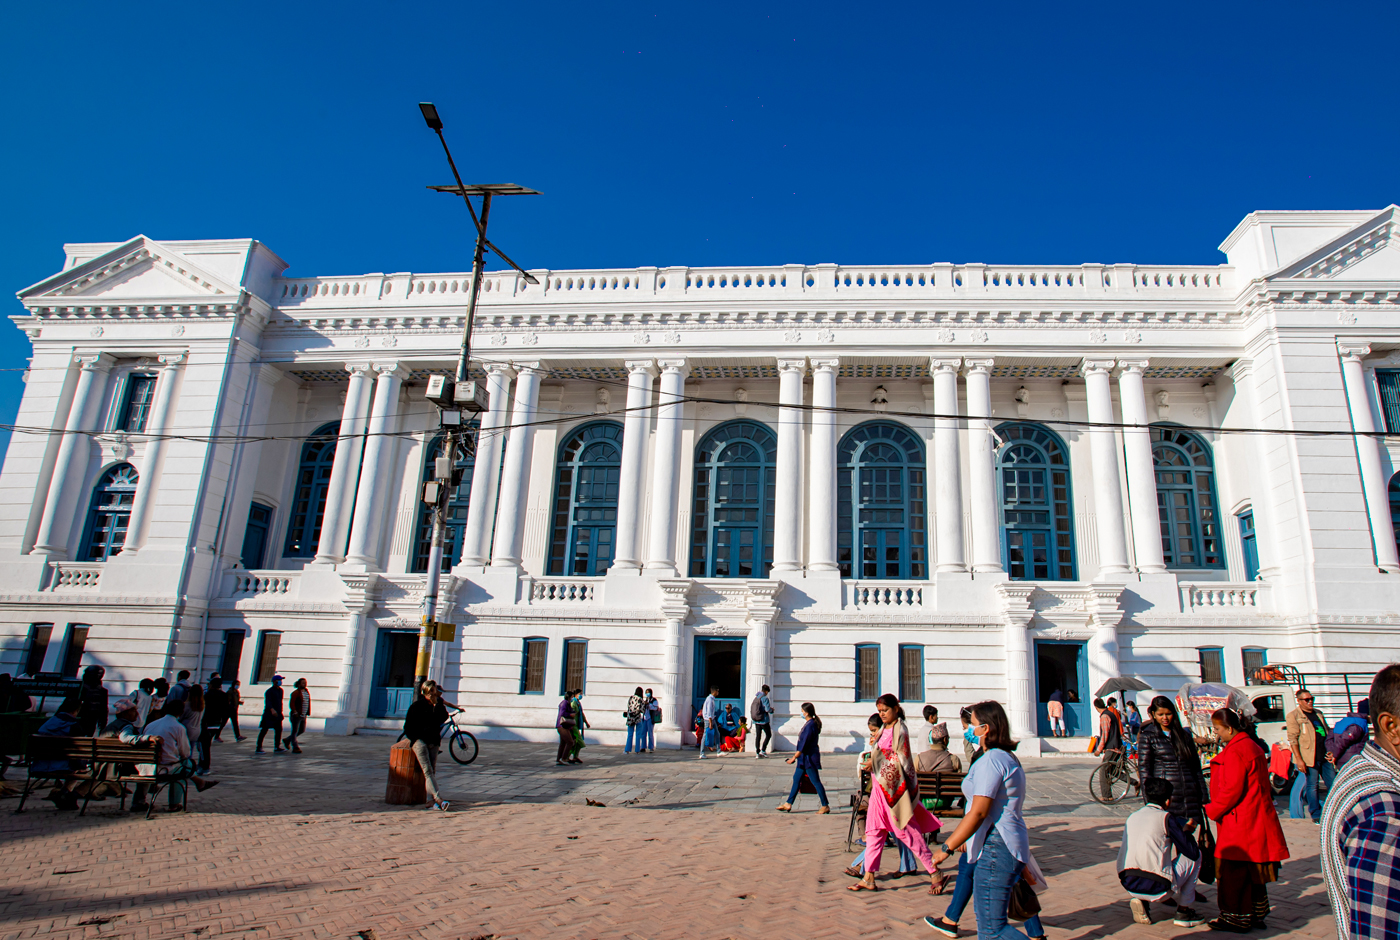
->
[776,703,829,813]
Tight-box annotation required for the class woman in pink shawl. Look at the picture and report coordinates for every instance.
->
[849,692,947,893]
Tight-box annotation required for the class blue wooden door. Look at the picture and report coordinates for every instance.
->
[1034,640,1090,736]
[692,637,746,732]
[368,630,419,719]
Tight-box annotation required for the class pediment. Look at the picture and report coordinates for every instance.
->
[1269,206,1400,281]
[18,236,243,304]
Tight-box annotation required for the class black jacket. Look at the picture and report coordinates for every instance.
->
[1138,724,1206,820]
[403,698,449,745]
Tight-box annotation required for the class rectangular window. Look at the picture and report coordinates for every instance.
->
[1198,647,1224,684]
[1377,370,1400,434]
[253,631,282,684]
[118,374,158,432]
[1242,648,1267,684]
[899,645,924,703]
[856,643,880,702]
[241,503,274,570]
[1237,509,1259,582]
[561,638,587,694]
[521,638,547,694]
[219,630,246,681]
[24,623,53,675]
[61,625,90,678]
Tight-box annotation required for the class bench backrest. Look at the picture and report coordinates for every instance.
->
[27,735,159,766]
[916,770,966,797]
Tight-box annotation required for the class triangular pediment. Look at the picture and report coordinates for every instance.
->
[1268,206,1400,281]
[18,236,244,304]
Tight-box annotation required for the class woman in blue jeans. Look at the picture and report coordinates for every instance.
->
[776,703,830,813]
[928,700,1035,940]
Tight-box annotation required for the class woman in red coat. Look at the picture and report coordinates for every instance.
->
[1202,707,1290,932]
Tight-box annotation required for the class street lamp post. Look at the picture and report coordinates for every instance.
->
[414,102,539,695]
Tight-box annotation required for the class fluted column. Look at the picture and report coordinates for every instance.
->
[645,359,690,573]
[459,363,516,567]
[964,358,1002,573]
[1229,359,1281,579]
[119,353,186,553]
[314,362,374,565]
[1339,344,1400,571]
[31,353,114,558]
[772,358,808,574]
[995,584,1035,741]
[658,579,691,733]
[808,357,841,572]
[931,358,966,573]
[1116,359,1166,574]
[343,362,408,570]
[611,360,657,570]
[490,362,544,567]
[1081,359,1132,578]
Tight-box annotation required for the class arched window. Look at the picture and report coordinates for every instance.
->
[838,421,927,580]
[80,463,139,561]
[411,429,476,573]
[283,421,339,558]
[547,421,623,576]
[690,420,777,578]
[1152,425,1224,569]
[995,422,1076,581]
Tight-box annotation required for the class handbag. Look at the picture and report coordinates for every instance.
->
[1008,878,1042,921]
[1087,735,1099,752]
[1197,817,1217,885]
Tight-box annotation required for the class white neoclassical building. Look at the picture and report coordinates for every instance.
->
[4,207,1400,751]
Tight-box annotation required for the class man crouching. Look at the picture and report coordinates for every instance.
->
[1116,777,1205,927]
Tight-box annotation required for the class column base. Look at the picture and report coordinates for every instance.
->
[323,715,361,736]
[769,562,804,574]
[610,560,643,572]
[28,547,67,559]
[972,564,1007,575]
[1134,565,1168,576]
[337,560,381,573]
[490,558,523,568]
[936,567,971,579]
[644,562,678,576]
[1094,566,1133,580]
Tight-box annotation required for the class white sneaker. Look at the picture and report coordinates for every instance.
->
[1129,898,1151,925]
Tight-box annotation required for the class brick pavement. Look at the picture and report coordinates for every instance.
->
[0,736,1333,940]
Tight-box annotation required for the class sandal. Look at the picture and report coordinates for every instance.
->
[928,873,950,896]
[843,866,863,879]
[847,876,879,891]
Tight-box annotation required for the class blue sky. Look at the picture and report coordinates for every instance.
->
[1,1,1396,458]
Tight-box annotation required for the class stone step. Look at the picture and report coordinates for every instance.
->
[1037,736,1097,757]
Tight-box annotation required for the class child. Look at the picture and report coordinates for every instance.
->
[1116,777,1204,927]
[846,714,918,879]
[721,717,748,752]
[920,704,948,752]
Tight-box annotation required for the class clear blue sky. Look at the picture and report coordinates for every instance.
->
[2,1,1396,458]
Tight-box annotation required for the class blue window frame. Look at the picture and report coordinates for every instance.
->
[1242,647,1268,684]
[79,463,139,561]
[1152,425,1224,569]
[117,374,158,432]
[561,638,588,694]
[838,422,927,579]
[1390,473,1400,564]
[412,430,476,573]
[282,422,339,558]
[855,643,880,702]
[1237,509,1258,582]
[995,423,1076,581]
[1198,647,1224,684]
[547,422,623,576]
[521,637,547,694]
[1377,370,1400,433]
[690,420,777,578]
[899,644,924,703]
[252,630,282,684]
[241,502,273,570]
[24,623,53,676]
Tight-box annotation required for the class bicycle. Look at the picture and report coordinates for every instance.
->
[1088,747,1140,805]
[396,706,479,765]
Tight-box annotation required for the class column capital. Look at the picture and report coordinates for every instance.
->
[484,361,518,379]
[624,359,658,376]
[776,357,809,375]
[74,352,116,372]
[1228,358,1254,381]
[157,352,187,369]
[929,357,962,375]
[655,358,689,376]
[963,357,994,375]
[810,356,840,374]
[370,361,409,381]
[254,363,283,387]
[345,360,374,376]
[1080,358,1116,377]
[510,360,544,377]
[1115,358,1149,375]
[1338,342,1372,362]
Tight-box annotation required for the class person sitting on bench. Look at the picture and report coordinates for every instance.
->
[916,722,963,775]
[101,697,165,811]
[142,701,218,813]
[32,696,84,810]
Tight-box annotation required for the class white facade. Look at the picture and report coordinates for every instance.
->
[5,209,1400,751]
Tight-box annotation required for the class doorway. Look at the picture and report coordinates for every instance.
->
[692,637,745,727]
[1034,640,1089,737]
[368,630,419,719]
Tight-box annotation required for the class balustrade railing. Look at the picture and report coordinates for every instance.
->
[849,582,924,609]
[525,577,602,604]
[229,571,298,597]
[1180,582,1266,612]
[48,563,102,590]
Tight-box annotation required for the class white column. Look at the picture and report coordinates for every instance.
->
[326,574,378,736]
[1339,344,1400,571]
[119,353,186,553]
[964,358,1002,573]
[313,362,373,565]
[1229,359,1281,579]
[490,362,544,568]
[343,362,407,570]
[808,357,840,572]
[1116,359,1166,575]
[31,354,114,558]
[1004,618,1035,742]
[645,359,690,573]
[611,360,657,570]
[772,358,808,574]
[931,358,966,573]
[459,363,516,567]
[659,580,691,733]
[1081,359,1132,578]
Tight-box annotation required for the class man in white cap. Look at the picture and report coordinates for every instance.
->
[102,697,163,811]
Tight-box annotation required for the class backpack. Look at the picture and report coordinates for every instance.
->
[750,695,766,722]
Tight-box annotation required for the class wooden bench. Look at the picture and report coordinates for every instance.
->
[15,737,172,818]
[847,768,968,852]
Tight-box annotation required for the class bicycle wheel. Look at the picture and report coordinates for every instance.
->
[448,730,479,765]
[1089,761,1133,804]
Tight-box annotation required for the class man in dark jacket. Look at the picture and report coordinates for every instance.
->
[199,678,229,773]
[403,680,450,811]
[256,676,285,753]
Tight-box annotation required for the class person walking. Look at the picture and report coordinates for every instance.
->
[847,713,921,880]
[1203,706,1290,933]
[640,688,658,752]
[198,677,229,774]
[929,700,1033,940]
[75,665,108,736]
[699,686,720,759]
[960,706,979,765]
[1321,663,1400,940]
[777,702,830,814]
[256,676,285,753]
[750,684,774,758]
[181,683,205,770]
[1124,701,1142,749]
[287,678,310,753]
[847,693,944,893]
[403,680,450,811]
[1286,687,1335,821]
[165,670,192,707]
[569,690,591,762]
[1138,695,1207,826]
[624,686,645,754]
[224,679,245,742]
[555,690,577,765]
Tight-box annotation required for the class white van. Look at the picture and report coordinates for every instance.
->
[1242,684,1298,751]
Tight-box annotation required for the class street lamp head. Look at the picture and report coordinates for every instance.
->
[419,102,443,131]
